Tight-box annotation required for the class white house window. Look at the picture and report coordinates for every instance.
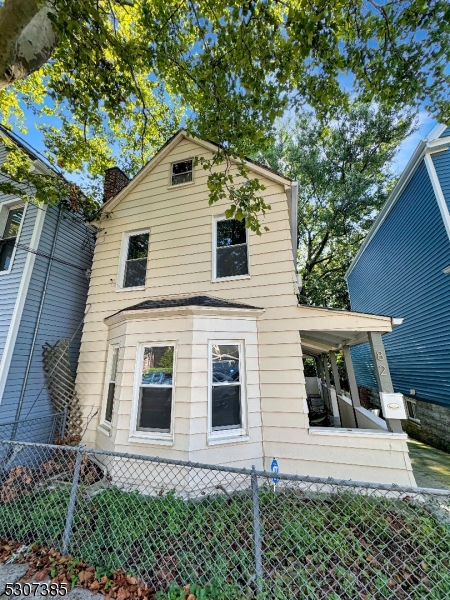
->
[137,345,174,433]
[210,343,243,431]
[406,398,420,424]
[119,230,149,288]
[104,346,119,424]
[171,160,193,185]
[0,206,24,272]
[214,218,249,279]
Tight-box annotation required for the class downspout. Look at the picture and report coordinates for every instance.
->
[290,181,298,273]
[11,207,62,438]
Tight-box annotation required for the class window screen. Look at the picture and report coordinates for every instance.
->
[215,219,248,278]
[123,232,149,287]
[211,344,242,430]
[105,346,119,423]
[171,160,193,185]
[0,207,24,272]
[137,346,174,432]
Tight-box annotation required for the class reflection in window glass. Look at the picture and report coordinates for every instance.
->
[0,207,24,272]
[123,232,149,287]
[211,344,242,430]
[215,219,248,278]
[171,160,193,185]
[138,346,174,433]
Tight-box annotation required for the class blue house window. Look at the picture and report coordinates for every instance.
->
[0,206,24,272]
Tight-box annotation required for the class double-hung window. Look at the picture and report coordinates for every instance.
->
[210,343,245,437]
[119,230,149,289]
[214,217,249,279]
[104,346,119,424]
[171,159,193,185]
[136,345,175,436]
[0,206,24,272]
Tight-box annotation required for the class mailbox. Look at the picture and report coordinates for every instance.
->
[379,393,407,420]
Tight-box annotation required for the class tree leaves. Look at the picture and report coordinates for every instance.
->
[257,101,417,307]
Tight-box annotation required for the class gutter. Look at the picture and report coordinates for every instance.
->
[290,181,299,272]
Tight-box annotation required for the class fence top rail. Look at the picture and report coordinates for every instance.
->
[1,438,450,497]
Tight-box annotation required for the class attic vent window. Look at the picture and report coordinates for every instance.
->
[171,159,193,185]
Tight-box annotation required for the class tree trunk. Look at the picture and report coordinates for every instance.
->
[0,0,57,90]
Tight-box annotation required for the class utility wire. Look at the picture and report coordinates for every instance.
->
[1,238,91,274]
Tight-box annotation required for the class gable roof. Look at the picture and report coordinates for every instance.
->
[345,123,450,279]
[97,130,292,217]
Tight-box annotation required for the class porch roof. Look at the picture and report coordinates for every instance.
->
[297,304,403,357]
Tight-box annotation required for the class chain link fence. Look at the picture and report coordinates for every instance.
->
[0,412,66,444]
[0,440,449,599]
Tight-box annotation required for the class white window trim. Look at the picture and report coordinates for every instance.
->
[168,158,195,188]
[129,342,177,445]
[116,228,149,291]
[406,398,421,425]
[211,215,251,282]
[99,344,120,434]
[207,340,248,445]
[0,199,27,276]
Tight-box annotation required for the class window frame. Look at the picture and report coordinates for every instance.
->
[212,215,251,282]
[129,342,177,445]
[0,200,26,276]
[99,344,120,434]
[169,158,195,187]
[208,340,248,445]
[406,398,421,425]
[117,228,150,291]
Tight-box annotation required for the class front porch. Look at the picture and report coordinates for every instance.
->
[298,305,406,435]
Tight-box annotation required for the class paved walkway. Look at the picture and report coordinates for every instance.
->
[408,439,450,490]
[0,563,100,600]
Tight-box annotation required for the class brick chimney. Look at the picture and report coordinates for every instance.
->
[103,167,129,203]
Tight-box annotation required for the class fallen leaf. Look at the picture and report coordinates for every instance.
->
[90,581,101,591]
[116,588,129,600]
[126,576,137,585]
[35,569,49,582]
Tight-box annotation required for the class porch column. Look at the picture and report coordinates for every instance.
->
[324,354,340,424]
[329,351,343,426]
[367,332,403,434]
[342,345,361,407]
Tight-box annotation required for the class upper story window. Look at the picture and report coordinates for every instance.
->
[0,206,24,272]
[118,230,149,289]
[171,159,193,185]
[214,217,249,279]
[136,345,175,435]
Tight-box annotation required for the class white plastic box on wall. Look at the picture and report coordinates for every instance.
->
[379,393,407,420]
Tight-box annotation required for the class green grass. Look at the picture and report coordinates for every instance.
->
[0,484,449,599]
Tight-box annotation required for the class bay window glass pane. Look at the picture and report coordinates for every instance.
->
[141,346,173,385]
[212,344,240,382]
[138,387,172,432]
[123,232,149,287]
[216,245,248,278]
[212,386,241,429]
[172,160,193,185]
[217,219,246,247]
[105,383,115,423]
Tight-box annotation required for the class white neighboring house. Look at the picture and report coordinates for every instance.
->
[76,130,415,485]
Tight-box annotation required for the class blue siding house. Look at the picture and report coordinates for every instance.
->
[346,124,450,451]
[0,127,94,442]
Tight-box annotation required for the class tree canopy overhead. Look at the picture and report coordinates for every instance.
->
[0,0,449,224]
[258,102,417,308]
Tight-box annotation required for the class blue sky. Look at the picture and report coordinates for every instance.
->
[15,102,438,181]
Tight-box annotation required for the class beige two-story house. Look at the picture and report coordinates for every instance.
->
[76,130,415,485]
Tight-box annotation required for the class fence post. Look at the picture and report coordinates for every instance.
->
[62,446,83,555]
[251,466,263,596]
